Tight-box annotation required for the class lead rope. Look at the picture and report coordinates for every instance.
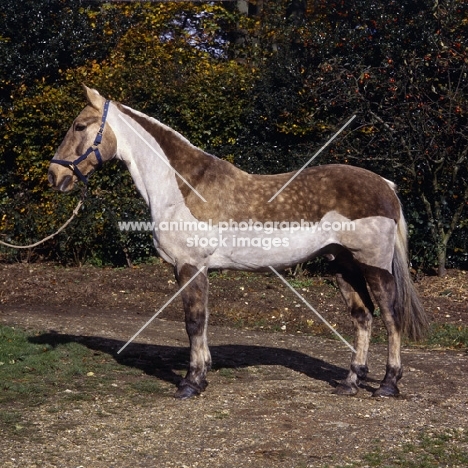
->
[0,189,87,250]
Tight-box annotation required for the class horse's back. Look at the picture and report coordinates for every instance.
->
[216,163,400,224]
[284,164,400,222]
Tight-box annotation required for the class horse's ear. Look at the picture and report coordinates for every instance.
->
[82,84,105,110]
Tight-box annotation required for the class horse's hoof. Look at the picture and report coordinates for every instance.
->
[174,384,200,399]
[174,378,208,399]
[373,384,399,398]
[333,382,359,396]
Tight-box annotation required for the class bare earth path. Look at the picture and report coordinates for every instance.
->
[1,263,467,467]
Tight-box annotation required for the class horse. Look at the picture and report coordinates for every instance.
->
[48,85,428,399]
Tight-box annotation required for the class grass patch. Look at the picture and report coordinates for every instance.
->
[368,323,468,350]
[0,326,59,405]
[287,277,317,289]
[213,409,230,420]
[424,323,468,349]
[0,325,156,409]
[218,367,236,379]
[335,428,468,467]
[130,379,164,394]
[0,410,22,425]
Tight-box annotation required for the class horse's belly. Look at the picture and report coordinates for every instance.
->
[156,212,396,273]
[206,214,396,272]
[207,229,325,270]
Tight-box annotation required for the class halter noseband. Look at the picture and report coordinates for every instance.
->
[50,100,111,185]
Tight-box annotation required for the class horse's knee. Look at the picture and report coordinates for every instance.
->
[186,316,206,337]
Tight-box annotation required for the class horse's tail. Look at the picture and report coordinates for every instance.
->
[392,204,429,341]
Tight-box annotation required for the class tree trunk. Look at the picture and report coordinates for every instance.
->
[237,1,248,15]
[437,243,447,277]
[237,1,263,16]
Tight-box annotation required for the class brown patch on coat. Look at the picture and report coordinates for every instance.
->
[117,105,400,224]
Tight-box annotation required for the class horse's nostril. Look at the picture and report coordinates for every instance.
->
[48,171,56,187]
[58,175,73,192]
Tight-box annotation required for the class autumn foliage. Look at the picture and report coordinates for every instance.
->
[0,1,466,272]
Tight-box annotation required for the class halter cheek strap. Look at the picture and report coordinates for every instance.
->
[50,100,111,185]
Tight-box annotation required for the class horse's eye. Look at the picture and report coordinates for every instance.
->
[75,123,87,132]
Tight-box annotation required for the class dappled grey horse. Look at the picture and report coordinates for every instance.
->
[48,86,428,399]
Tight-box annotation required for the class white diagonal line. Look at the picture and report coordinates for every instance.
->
[117,266,206,354]
[118,115,207,202]
[269,266,356,353]
[268,114,356,203]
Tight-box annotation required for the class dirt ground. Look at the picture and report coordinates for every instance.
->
[1,261,467,467]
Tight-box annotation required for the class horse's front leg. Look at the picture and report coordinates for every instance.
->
[174,263,211,399]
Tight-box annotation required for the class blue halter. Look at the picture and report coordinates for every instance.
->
[50,100,111,185]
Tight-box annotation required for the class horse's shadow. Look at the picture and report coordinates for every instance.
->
[29,331,350,391]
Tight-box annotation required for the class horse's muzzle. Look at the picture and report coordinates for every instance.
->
[48,170,74,192]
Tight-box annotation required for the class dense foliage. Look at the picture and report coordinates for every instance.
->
[0,0,466,272]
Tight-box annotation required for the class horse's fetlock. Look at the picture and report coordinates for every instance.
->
[351,364,369,380]
[384,364,403,382]
[373,364,403,397]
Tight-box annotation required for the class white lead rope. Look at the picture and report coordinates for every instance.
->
[0,198,85,250]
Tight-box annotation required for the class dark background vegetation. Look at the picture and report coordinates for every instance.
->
[0,0,466,274]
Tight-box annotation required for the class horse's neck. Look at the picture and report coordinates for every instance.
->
[108,104,184,221]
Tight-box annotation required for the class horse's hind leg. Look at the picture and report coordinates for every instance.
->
[364,267,402,397]
[333,259,375,396]
[174,263,211,399]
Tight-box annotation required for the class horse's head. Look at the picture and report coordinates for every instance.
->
[48,85,117,192]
